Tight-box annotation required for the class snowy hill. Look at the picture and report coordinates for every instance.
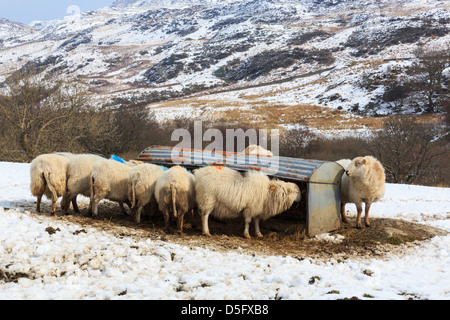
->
[0,18,34,47]
[0,0,448,122]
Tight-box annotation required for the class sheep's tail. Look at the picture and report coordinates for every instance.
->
[43,168,58,201]
[170,182,177,218]
[30,165,45,196]
[131,181,136,209]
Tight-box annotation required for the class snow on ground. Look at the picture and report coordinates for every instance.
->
[0,161,450,300]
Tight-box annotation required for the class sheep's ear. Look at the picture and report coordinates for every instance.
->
[269,182,278,193]
[361,158,367,165]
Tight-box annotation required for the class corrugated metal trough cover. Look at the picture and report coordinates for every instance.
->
[136,145,325,182]
[136,145,345,237]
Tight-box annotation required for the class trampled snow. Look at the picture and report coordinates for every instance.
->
[0,161,449,300]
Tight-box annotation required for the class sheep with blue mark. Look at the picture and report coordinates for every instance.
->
[62,153,106,214]
[89,155,143,217]
[128,163,168,223]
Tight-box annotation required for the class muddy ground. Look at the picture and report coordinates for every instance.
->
[23,199,448,261]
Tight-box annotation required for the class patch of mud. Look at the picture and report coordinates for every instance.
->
[19,200,449,261]
[0,268,32,283]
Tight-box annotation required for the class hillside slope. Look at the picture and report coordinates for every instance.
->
[0,0,448,128]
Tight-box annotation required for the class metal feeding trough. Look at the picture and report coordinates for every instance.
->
[136,145,345,237]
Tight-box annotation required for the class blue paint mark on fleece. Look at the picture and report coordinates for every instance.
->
[110,154,126,164]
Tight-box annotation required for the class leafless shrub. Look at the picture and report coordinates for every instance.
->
[279,126,315,158]
[0,71,162,161]
[0,72,87,161]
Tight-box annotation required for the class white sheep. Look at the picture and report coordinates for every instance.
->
[30,153,74,215]
[89,159,142,217]
[241,144,273,157]
[194,166,301,238]
[128,163,166,223]
[338,156,385,229]
[61,153,106,214]
[154,166,196,235]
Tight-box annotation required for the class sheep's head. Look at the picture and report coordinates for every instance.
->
[289,183,301,202]
[269,181,301,203]
[346,157,368,177]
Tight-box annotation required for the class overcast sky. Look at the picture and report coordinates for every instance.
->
[0,0,114,24]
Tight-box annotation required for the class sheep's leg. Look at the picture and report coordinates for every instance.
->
[88,200,92,215]
[243,209,252,239]
[254,217,263,238]
[71,195,79,213]
[341,202,349,224]
[355,203,363,229]
[61,194,69,213]
[90,194,102,217]
[125,200,132,215]
[50,200,56,216]
[364,202,372,227]
[89,177,100,217]
[200,208,212,237]
[36,195,42,213]
[190,209,197,229]
[144,200,157,219]
[177,211,185,236]
[90,199,99,217]
[118,202,128,215]
[135,206,143,224]
[163,208,171,233]
[88,199,93,216]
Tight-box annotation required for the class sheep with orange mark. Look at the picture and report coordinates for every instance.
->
[194,166,301,238]
[154,166,196,235]
[338,156,386,229]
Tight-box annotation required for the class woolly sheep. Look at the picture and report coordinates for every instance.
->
[154,166,196,235]
[89,159,143,217]
[241,144,273,157]
[128,163,166,223]
[61,153,106,214]
[194,166,301,238]
[338,156,385,229]
[30,153,74,215]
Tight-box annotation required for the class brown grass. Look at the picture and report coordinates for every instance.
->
[149,96,443,133]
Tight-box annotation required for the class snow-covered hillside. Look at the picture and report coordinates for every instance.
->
[1,161,450,300]
[0,0,448,120]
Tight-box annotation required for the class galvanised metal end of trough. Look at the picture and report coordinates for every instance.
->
[136,146,345,237]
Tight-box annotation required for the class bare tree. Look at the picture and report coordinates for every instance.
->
[0,72,88,161]
[363,116,447,184]
[110,105,161,154]
[409,46,450,113]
